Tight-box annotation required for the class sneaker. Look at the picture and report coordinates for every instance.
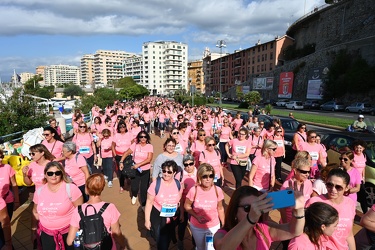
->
[131,196,137,205]
[119,187,124,194]
[108,181,113,188]
[104,175,108,181]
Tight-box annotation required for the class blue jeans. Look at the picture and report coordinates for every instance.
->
[102,157,114,181]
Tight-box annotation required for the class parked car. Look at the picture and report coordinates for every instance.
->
[320,101,345,111]
[303,100,321,109]
[275,99,289,107]
[320,132,375,207]
[285,101,304,110]
[345,102,373,113]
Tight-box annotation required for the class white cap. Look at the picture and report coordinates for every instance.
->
[359,114,364,118]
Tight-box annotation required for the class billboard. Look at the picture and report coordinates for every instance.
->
[252,77,274,90]
[306,68,324,99]
[278,72,294,98]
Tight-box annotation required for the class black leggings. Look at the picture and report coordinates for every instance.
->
[131,169,150,206]
[231,164,247,189]
[358,182,369,213]
[274,156,283,181]
[219,142,228,163]
[40,231,73,250]
[150,206,176,250]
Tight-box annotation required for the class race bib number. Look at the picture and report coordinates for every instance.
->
[79,146,90,154]
[175,144,183,153]
[236,146,246,154]
[160,204,177,217]
[309,152,319,161]
[275,140,283,147]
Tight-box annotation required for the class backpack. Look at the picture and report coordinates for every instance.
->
[155,177,181,195]
[76,152,93,174]
[78,203,113,250]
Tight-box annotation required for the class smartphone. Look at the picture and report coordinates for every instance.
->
[266,190,295,210]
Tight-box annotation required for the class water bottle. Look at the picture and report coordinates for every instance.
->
[137,168,143,173]
[73,232,81,249]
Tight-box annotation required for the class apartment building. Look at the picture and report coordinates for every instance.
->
[36,66,46,85]
[93,50,137,86]
[123,55,143,85]
[80,54,95,85]
[209,35,294,94]
[19,72,35,84]
[187,60,203,94]
[202,48,225,96]
[142,41,188,95]
[44,65,80,86]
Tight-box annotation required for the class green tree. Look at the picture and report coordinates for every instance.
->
[35,86,55,99]
[63,85,85,99]
[78,88,118,113]
[24,75,43,95]
[244,91,261,106]
[0,88,48,136]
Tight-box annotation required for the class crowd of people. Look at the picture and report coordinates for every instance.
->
[2,96,375,250]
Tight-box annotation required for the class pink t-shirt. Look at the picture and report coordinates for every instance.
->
[143,113,151,123]
[271,135,285,158]
[219,126,232,142]
[147,179,183,211]
[42,140,64,159]
[186,185,224,229]
[130,143,153,170]
[232,119,243,131]
[203,122,213,136]
[312,179,327,196]
[181,169,197,199]
[65,154,87,186]
[251,155,275,190]
[0,164,16,203]
[288,233,340,250]
[248,135,264,155]
[100,136,114,158]
[228,139,251,165]
[346,167,361,203]
[199,150,222,179]
[280,179,312,223]
[158,114,166,123]
[72,133,94,158]
[0,198,5,210]
[70,202,121,250]
[306,195,356,250]
[33,182,82,230]
[90,123,103,135]
[113,132,132,155]
[191,141,206,168]
[352,153,366,180]
[301,142,324,178]
[130,126,141,140]
[293,132,306,150]
[27,161,49,190]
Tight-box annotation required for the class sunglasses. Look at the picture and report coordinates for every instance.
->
[46,171,63,177]
[309,136,317,139]
[199,134,206,136]
[238,205,251,213]
[184,162,194,167]
[43,133,51,136]
[296,168,311,175]
[79,126,86,128]
[139,135,147,138]
[207,144,215,147]
[269,148,277,151]
[119,125,126,128]
[276,130,282,132]
[301,127,306,129]
[29,152,36,156]
[162,170,173,174]
[239,133,246,136]
[203,119,208,121]
[326,182,344,191]
[172,132,179,135]
[202,174,215,179]
[339,157,349,162]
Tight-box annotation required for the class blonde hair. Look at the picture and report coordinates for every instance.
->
[196,163,215,186]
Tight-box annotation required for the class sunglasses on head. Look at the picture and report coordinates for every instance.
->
[296,168,311,174]
[162,169,173,174]
[238,204,251,213]
[326,182,344,191]
[184,162,194,167]
[46,171,63,177]
[202,174,215,179]
[339,157,349,162]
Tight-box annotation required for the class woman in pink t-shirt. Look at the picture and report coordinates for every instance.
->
[202,115,213,136]
[184,163,225,250]
[0,150,20,219]
[72,114,83,135]
[292,123,307,151]
[214,185,305,250]
[145,160,183,250]
[0,196,12,249]
[158,109,167,138]
[232,113,243,132]
[23,144,55,190]
[225,127,252,189]
[41,126,64,161]
[217,118,233,166]
[301,130,327,179]
[32,161,83,250]
[62,141,91,202]
[271,127,285,184]
[97,129,114,188]
[339,151,361,204]
[190,129,206,167]
[72,121,97,170]
[48,118,65,142]
[90,116,103,136]
[119,131,153,207]
[249,140,277,192]
[289,202,340,250]
[67,174,125,250]
[306,168,356,250]
[170,128,187,155]
[199,136,224,187]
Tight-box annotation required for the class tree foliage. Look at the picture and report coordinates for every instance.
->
[79,88,118,113]
[0,88,48,137]
[63,85,84,99]
[244,91,261,106]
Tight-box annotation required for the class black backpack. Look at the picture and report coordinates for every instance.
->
[78,203,113,250]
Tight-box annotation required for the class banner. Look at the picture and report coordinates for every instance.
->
[278,72,294,98]
[306,68,324,99]
[252,77,274,90]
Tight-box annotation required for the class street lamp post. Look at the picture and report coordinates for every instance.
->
[216,40,226,106]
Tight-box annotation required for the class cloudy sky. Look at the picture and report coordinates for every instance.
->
[0,0,325,81]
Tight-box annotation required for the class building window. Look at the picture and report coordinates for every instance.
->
[269,63,273,71]
[261,55,264,61]
[270,52,273,60]
[257,55,260,62]
[270,42,274,49]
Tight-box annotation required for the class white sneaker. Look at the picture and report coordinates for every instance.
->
[104,175,108,180]
[131,196,137,205]
[108,181,113,188]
